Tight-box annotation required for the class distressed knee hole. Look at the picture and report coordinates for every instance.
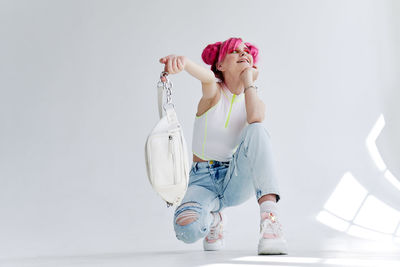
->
[175,202,201,226]
[176,210,199,226]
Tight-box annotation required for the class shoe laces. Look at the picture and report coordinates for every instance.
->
[208,226,220,240]
[207,213,223,241]
[260,212,283,237]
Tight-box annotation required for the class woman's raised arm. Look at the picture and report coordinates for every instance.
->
[159,55,215,83]
[159,55,218,99]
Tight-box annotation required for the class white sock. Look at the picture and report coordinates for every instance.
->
[260,201,278,216]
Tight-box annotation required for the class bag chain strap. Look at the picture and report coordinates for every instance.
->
[157,71,173,108]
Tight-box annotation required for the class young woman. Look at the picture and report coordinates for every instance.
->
[159,37,287,255]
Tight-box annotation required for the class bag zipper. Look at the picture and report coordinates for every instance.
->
[168,134,178,184]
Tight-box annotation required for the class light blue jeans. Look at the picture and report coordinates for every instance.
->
[173,123,280,244]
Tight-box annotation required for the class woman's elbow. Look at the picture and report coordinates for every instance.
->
[247,113,265,124]
[246,103,266,124]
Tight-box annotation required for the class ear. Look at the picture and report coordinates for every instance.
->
[216,62,224,72]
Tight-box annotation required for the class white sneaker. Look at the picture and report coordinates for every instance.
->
[203,212,225,251]
[258,212,288,255]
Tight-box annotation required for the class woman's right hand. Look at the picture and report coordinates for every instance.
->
[239,66,259,87]
[159,55,186,74]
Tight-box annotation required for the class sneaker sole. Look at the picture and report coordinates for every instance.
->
[258,238,288,255]
[203,239,224,251]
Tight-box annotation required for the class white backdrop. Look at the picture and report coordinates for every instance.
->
[0,0,399,259]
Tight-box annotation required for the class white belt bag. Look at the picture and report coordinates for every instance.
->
[145,71,190,207]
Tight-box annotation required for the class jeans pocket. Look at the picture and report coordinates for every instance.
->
[189,163,197,175]
[215,166,228,183]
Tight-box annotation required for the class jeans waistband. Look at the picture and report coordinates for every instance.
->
[193,160,230,169]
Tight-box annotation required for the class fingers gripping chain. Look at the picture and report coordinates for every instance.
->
[175,202,201,226]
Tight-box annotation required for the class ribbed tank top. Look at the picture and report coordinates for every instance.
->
[192,82,248,162]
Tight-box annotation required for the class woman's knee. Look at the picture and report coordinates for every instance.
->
[175,202,201,226]
[240,123,271,150]
[245,122,269,137]
[173,202,209,243]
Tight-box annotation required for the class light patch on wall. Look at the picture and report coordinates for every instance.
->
[318,173,400,241]
[366,114,400,190]
[353,195,400,234]
[323,172,368,221]
[384,170,400,191]
[316,114,400,244]
[366,114,386,171]
[316,210,349,231]
[347,225,393,242]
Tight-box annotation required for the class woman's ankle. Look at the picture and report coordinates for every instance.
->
[258,194,277,204]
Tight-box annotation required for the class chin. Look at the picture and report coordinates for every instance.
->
[239,65,250,72]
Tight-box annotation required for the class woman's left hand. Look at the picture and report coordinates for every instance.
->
[239,66,259,87]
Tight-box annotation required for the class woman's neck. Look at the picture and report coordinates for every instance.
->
[223,74,244,95]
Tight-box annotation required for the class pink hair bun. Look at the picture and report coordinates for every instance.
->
[244,42,259,65]
[201,42,221,65]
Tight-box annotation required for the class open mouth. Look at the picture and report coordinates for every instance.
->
[237,59,250,64]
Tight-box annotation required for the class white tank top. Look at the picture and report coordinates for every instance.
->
[192,82,248,162]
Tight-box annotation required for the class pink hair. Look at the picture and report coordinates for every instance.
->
[201,37,259,81]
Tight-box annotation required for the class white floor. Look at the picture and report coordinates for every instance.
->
[1,249,400,267]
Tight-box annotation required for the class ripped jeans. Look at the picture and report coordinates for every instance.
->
[173,123,281,244]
